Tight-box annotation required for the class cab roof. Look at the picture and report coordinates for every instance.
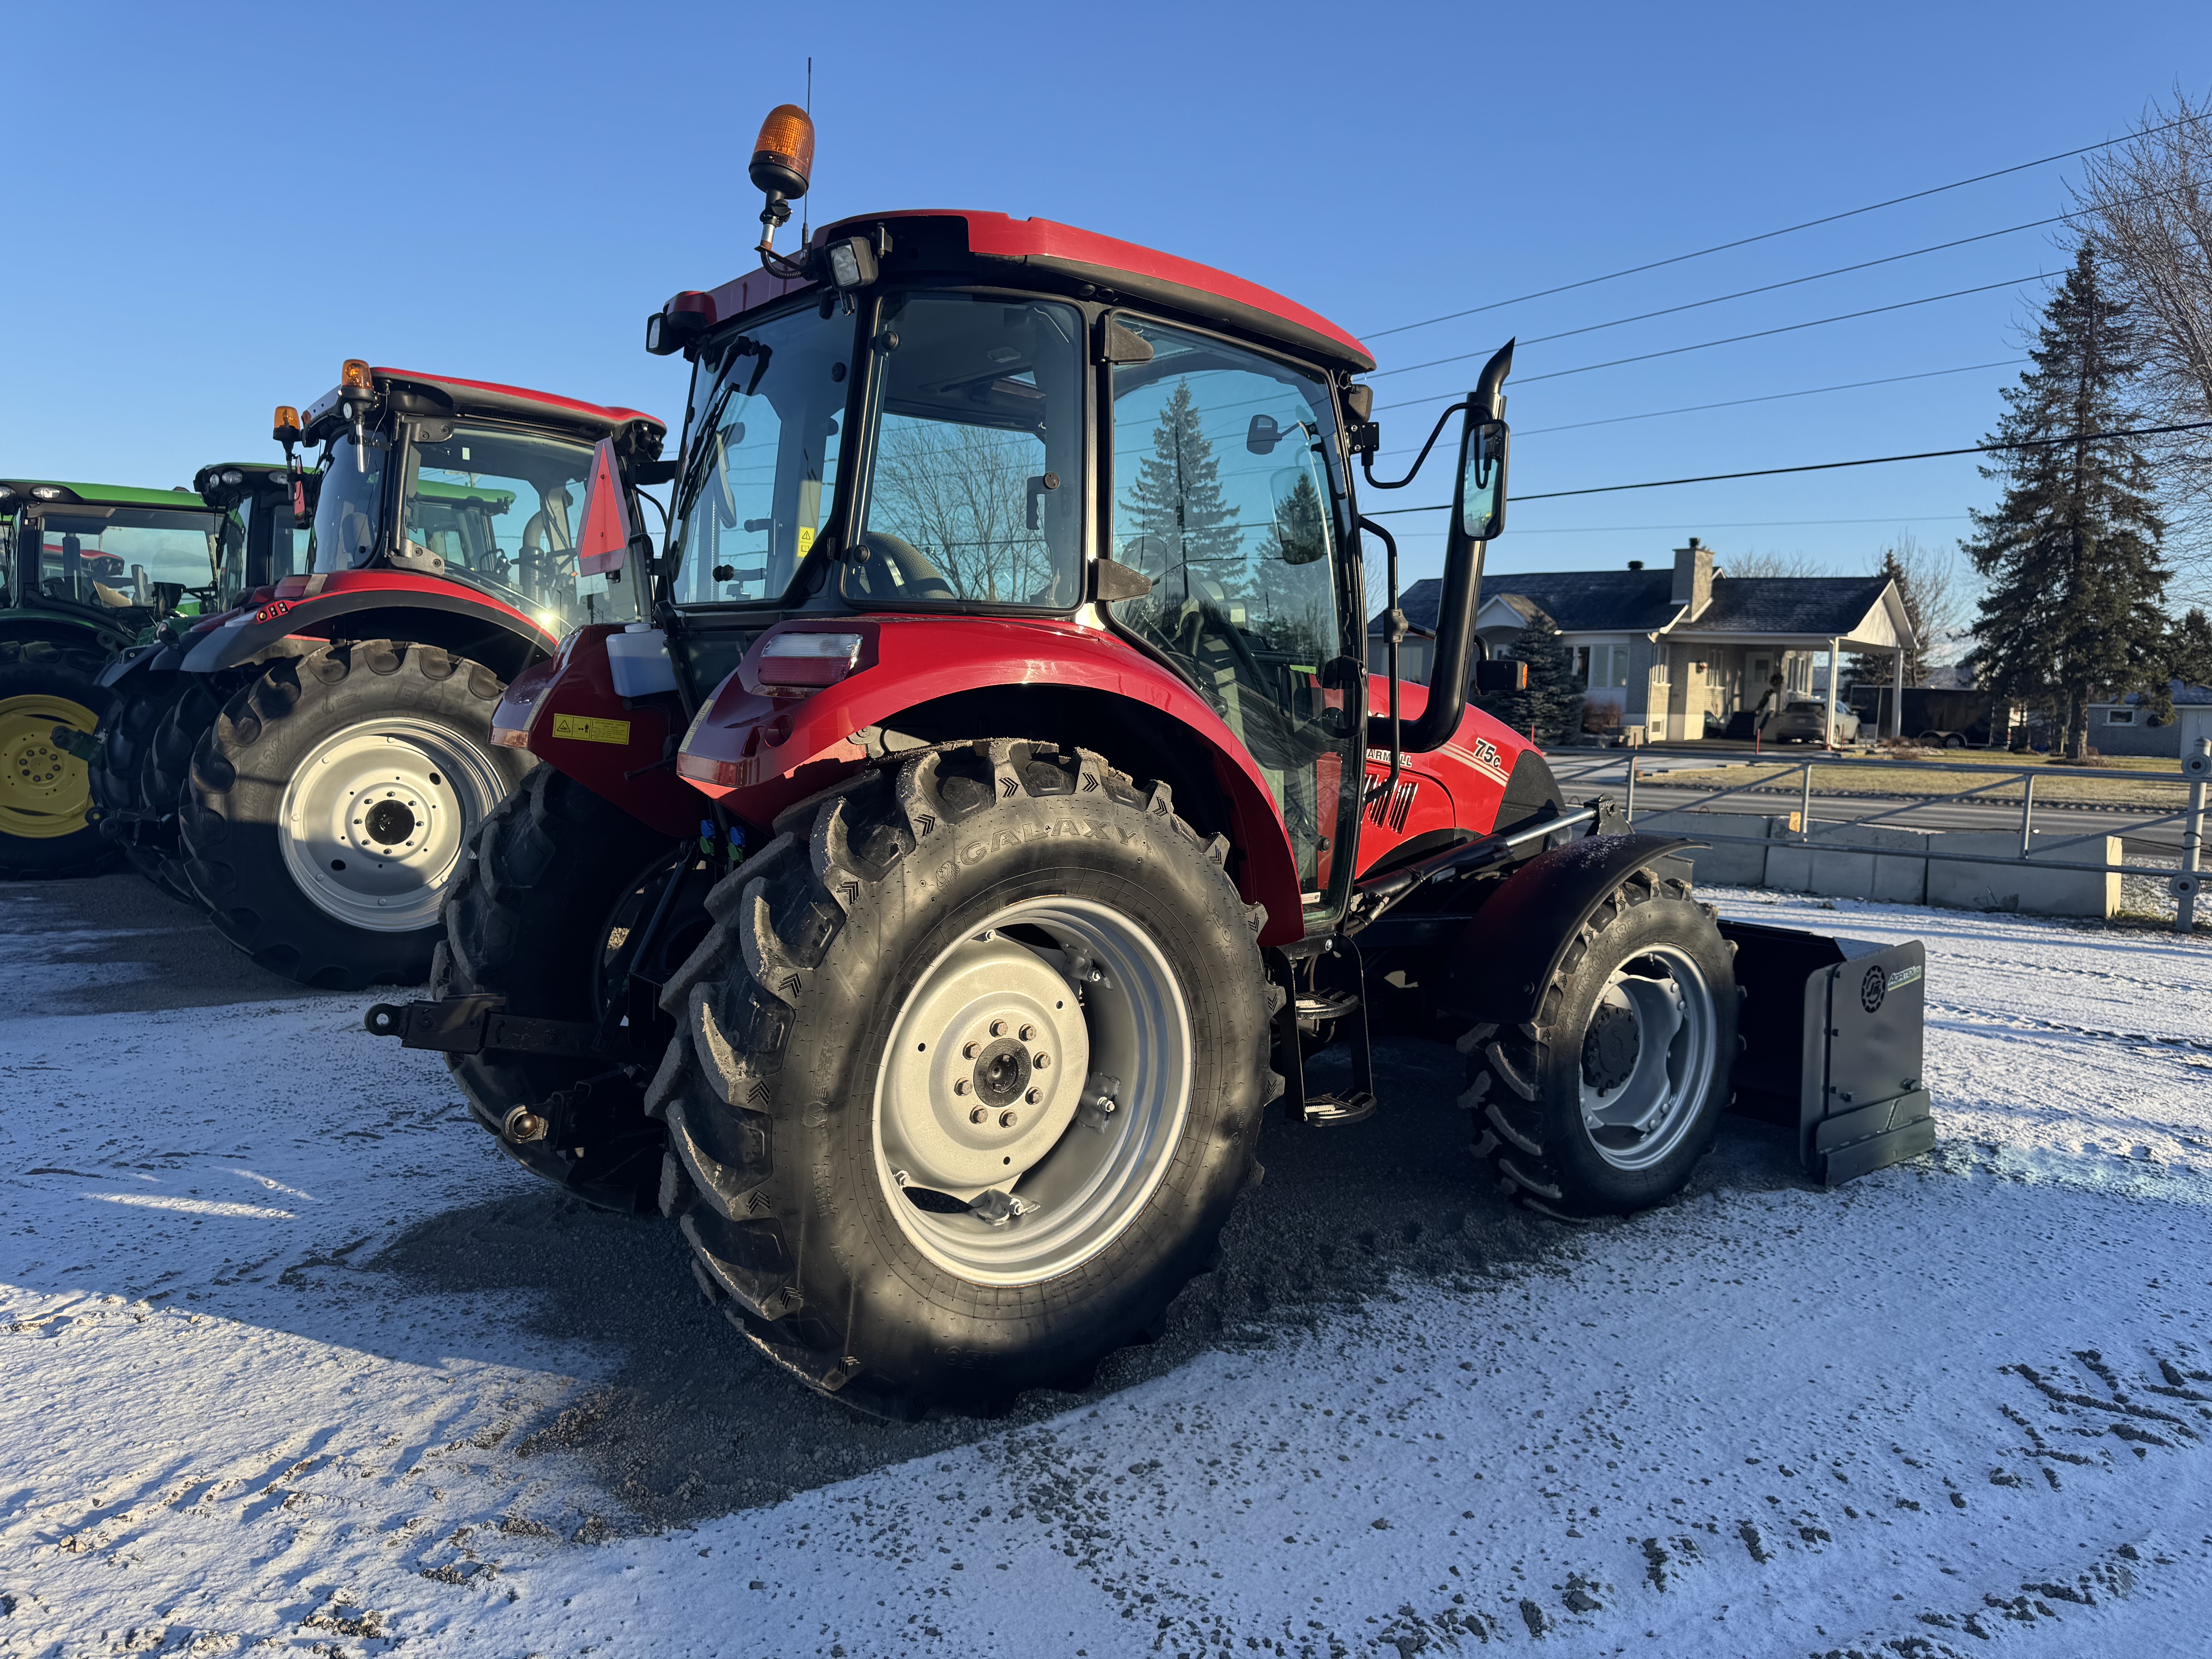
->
[299,369,666,448]
[687,210,1375,375]
[0,479,213,511]
[369,369,664,438]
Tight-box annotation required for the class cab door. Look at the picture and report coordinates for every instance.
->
[1102,315,1366,929]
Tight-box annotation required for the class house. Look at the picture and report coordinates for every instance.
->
[2086,682,2212,758]
[1374,538,1918,745]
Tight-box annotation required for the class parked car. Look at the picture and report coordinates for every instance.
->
[1761,698,1861,744]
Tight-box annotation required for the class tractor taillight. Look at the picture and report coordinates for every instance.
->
[677,750,740,790]
[754,631,863,690]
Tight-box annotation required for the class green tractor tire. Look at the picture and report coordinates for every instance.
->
[0,637,119,880]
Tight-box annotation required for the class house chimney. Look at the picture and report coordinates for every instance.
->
[1673,536,1713,617]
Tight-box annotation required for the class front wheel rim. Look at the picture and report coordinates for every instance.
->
[1577,943,1717,1173]
[872,896,1192,1286]
[0,693,99,840]
[277,716,505,932]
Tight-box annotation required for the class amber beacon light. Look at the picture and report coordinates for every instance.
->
[751,103,816,261]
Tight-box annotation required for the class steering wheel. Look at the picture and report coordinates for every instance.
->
[848,531,957,602]
[1175,574,1272,690]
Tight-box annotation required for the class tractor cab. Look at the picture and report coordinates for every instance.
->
[187,462,303,617]
[293,362,662,637]
[1,479,235,643]
[641,211,1396,933]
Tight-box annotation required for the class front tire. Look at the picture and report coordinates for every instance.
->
[0,639,117,880]
[656,741,1276,1415]
[436,764,692,1210]
[1461,864,1737,1219]
[181,639,527,988]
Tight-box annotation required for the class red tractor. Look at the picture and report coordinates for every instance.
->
[373,108,1931,1415]
[152,366,666,988]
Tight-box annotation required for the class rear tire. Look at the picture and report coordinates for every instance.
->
[0,639,117,880]
[657,741,1276,1415]
[181,639,527,989]
[436,764,691,1211]
[92,673,194,900]
[1460,865,1736,1220]
[142,677,228,904]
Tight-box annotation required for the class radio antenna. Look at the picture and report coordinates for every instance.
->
[799,57,814,247]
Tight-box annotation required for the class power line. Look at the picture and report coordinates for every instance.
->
[1360,419,2212,515]
[1370,221,2061,381]
[1492,514,1979,536]
[1370,359,2026,454]
[1360,114,2194,343]
[1370,272,2050,383]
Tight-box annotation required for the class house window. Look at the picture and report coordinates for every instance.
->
[2106,708,2136,725]
[1584,643,1630,689]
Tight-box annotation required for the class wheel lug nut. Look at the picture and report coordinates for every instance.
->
[990,1020,1007,1037]
[1018,1024,1035,1042]
[969,1106,989,1124]
[954,1079,969,1095]
[962,1041,979,1059]
[1033,1052,1050,1069]
[1025,1087,1041,1104]
[999,1109,1019,1129]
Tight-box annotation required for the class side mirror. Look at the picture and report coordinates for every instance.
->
[1455,418,1509,544]
[1246,414,1282,455]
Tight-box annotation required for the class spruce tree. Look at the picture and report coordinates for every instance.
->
[1963,242,2168,758]
[1477,607,1583,745]
[2163,606,2212,697]
[1120,380,1241,601]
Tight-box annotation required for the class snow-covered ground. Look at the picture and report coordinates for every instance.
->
[4,879,2211,1657]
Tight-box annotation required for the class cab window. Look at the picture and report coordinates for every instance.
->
[844,293,1084,608]
[668,302,849,605]
[403,423,638,630]
[28,507,218,609]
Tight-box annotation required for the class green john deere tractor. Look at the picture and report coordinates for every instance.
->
[0,478,243,879]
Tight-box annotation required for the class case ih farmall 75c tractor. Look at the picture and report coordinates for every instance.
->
[155,367,666,988]
[373,106,1932,1416]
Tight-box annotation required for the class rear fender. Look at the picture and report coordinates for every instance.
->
[1444,832,1700,1024]
[678,617,1306,946]
[178,572,556,679]
[497,626,696,838]
[96,641,169,692]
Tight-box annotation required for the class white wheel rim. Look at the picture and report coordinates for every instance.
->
[872,897,1192,1286]
[276,716,505,933]
[1577,943,1718,1173]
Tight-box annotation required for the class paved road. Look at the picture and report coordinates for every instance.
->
[1543,750,2198,862]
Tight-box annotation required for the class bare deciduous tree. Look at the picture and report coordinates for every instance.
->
[1716,548,1822,579]
[2075,88,2212,596]
[869,419,1054,602]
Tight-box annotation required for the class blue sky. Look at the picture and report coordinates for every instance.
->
[6,0,2207,596]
